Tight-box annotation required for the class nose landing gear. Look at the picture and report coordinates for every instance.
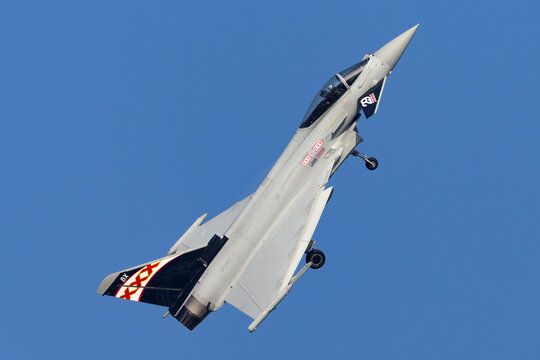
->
[351,150,378,170]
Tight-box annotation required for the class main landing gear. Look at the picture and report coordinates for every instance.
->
[351,150,378,171]
[248,244,326,332]
[306,249,326,269]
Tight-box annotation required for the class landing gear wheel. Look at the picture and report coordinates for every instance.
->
[306,249,326,269]
[365,157,378,171]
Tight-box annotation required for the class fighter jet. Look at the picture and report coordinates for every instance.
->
[97,24,419,332]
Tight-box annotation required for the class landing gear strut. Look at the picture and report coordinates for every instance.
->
[351,150,378,171]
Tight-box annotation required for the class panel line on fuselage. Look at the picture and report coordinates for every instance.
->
[325,109,344,130]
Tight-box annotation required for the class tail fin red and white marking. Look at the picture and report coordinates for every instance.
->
[97,245,207,307]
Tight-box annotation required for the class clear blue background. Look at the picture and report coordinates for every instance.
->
[1,1,539,359]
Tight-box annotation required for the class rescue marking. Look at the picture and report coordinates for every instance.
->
[301,155,312,167]
[301,139,324,167]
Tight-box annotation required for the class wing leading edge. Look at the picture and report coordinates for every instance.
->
[168,194,253,255]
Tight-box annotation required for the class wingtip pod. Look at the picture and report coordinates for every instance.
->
[374,23,419,70]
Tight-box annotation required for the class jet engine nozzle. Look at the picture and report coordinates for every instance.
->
[175,295,210,330]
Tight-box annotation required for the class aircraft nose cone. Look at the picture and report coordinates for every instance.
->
[374,24,419,70]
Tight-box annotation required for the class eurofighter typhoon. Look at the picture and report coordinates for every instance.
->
[98,24,419,331]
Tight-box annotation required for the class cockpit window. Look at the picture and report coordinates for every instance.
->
[299,75,347,128]
[339,57,370,86]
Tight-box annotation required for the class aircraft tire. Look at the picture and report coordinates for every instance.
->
[306,249,326,269]
[365,157,378,171]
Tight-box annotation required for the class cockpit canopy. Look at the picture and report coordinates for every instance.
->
[339,57,369,86]
[299,57,370,129]
[299,75,347,129]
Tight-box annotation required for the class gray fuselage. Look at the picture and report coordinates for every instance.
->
[180,55,393,319]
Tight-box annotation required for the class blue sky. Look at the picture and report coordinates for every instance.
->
[1,1,539,359]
